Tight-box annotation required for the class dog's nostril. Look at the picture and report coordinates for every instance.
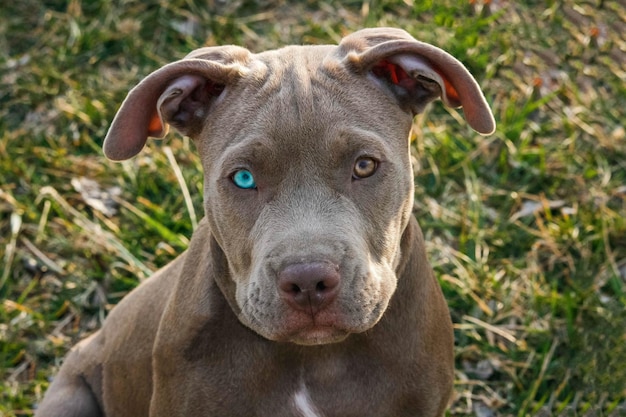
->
[289,283,302,294]
[278,262,340,313]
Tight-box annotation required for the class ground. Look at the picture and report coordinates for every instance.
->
[1,1,625,416]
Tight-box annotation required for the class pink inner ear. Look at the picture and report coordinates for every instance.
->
[440,74,461,106]
[373,59,463,107]
[148,112,164,137]
[372,60,416,90]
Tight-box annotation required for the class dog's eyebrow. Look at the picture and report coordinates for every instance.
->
[216,137,275,171]
[331,127,393,155]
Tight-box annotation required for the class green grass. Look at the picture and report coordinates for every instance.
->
[1,1,625,415]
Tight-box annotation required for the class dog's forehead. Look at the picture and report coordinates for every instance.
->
[196,42,412,162]
[227,44,405,137]
[248,44,344,99]
[255,43,337,63]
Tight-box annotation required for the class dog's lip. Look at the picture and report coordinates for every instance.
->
[244,302,381,345]
[279,309,361,345]
[279,324,351,346]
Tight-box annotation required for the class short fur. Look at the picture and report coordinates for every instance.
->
[36,28,495,417]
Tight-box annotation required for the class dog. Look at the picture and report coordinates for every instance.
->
[35,27,495,417]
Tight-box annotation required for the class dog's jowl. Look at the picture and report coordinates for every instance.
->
[36,28,495,417]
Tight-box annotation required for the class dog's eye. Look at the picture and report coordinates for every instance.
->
[232,169,256,189]
[353,157,378,179]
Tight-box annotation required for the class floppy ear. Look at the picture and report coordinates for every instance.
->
[103,46,251,161]
[340,28,495,135]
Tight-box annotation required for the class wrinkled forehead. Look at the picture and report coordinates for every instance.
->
[253,46,334,128]
[202,45,411,153]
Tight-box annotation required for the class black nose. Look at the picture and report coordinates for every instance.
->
[278,262,340,314]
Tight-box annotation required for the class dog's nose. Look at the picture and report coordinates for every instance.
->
[278,262,340,314]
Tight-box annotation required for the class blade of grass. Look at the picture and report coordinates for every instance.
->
[37,186,152,279]
[0,211,22,292]
[164,146,198,231]
[518,337,559,416]
[113,196,189,247]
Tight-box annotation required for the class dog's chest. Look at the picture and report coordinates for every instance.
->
[168,348,420,417]
[182,358,420,417]
[292,382,322,417]
[255,373,417,417]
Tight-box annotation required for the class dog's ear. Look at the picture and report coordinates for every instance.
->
[103,46,251,161]
[339,28,495,135]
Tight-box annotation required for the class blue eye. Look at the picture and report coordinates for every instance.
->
[232,169,256,189]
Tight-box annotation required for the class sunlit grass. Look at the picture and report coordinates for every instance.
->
[1,1,624,415]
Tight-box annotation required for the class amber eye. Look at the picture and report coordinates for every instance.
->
[353,157,378,179]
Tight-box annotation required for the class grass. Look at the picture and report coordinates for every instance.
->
[1,0,625,415]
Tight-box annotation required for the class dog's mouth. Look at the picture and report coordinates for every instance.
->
[279,324,351,346]
[244,308,352,345]
[241,302,383,346]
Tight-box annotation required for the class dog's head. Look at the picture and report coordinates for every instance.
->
[104,28,494,345]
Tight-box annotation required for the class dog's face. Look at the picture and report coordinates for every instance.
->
[197,46,416,345]
[103,28,495,345]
